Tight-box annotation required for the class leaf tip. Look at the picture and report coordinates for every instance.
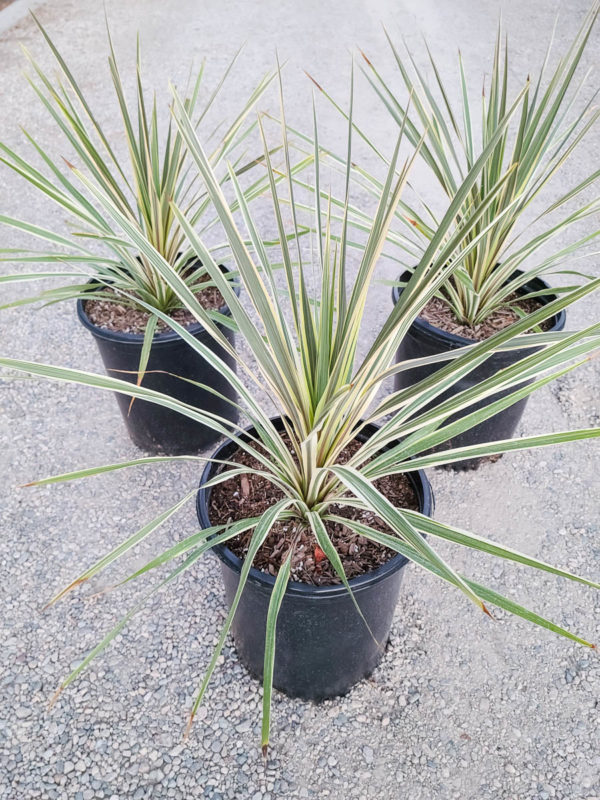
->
[359,49,373,68]
[183,712,195,741]
[585,348,600,363]
[304,71,323,93]
[44,576,89,610]
[261,743,269,759]
[48,685,64,709]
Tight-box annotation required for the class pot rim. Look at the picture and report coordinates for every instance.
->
[391,268,566,348]
[76,262,238,345]
[196,417,434,598]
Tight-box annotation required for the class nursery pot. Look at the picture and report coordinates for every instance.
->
[392,270,566,468]
[77,266,239,455]
[196,417,434,701]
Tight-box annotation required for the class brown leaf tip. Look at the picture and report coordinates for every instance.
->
[42,577,89,611]
[262,743,268,759]
[48,685,64,709]
[359,49,373,68]
[183,712,195,741]
[304,71,324,93]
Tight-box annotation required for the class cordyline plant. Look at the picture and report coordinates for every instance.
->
[2,76,600,754]
[300,3,600,327]
[0,16,279,369]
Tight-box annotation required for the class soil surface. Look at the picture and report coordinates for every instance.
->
[208,436,420,586]
[420,295,553,341]
[84,282,226,335]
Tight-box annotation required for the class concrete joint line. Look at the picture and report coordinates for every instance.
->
[0,0,46,38]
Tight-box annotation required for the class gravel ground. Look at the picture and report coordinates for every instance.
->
[1,1,600,799]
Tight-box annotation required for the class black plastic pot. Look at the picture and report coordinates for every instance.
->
[392,270,566,468]
[196,417,434,701]
[77,267,239,455]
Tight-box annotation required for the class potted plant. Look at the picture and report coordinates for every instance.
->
[305,4,600,466]
[0,17,278,454]
[2,78,600,755]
